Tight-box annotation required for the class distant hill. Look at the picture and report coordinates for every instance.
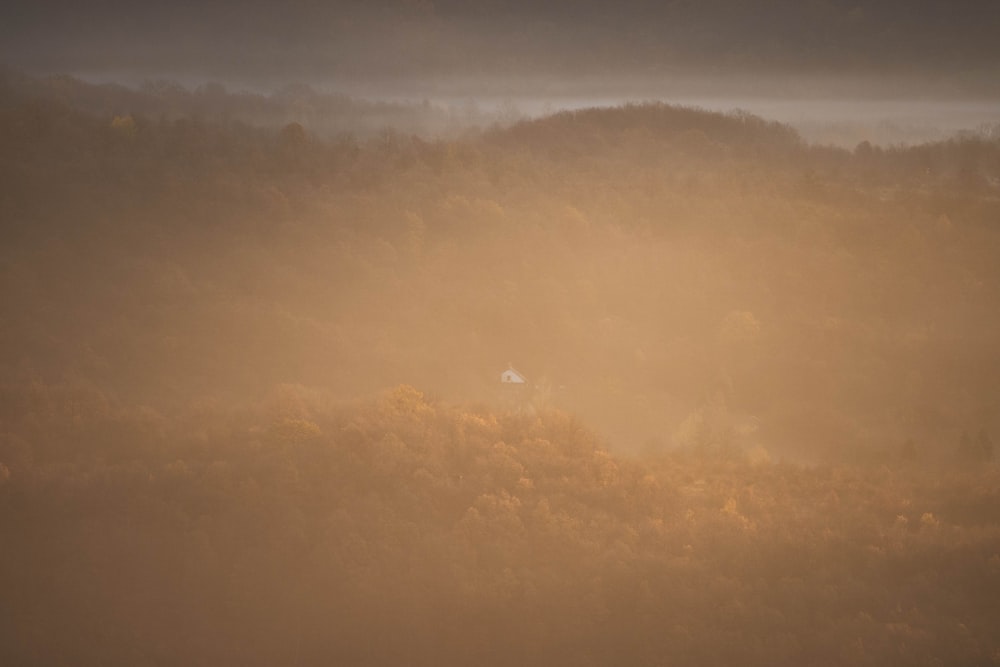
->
[488,102,803,158]
[0,66,479,139]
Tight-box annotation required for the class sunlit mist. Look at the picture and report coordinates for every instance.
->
[2,2,1000,664]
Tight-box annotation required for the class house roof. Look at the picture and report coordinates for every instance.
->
[501,364,527,383]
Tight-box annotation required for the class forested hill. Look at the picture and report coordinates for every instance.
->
[488,102,804,158]
[2,72,1000,462]
[0,67,471,138]
[3,386,1000,665]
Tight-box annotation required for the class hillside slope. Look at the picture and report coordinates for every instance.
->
[3,387,1000,665]
[2,74,1000,458]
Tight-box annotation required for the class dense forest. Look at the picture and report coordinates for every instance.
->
[2,71,1000,665]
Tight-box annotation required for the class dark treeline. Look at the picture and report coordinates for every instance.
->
[0,67,482,139]
[2,71,1000,663]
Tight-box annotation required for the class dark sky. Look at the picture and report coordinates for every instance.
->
[4,1,1000,95]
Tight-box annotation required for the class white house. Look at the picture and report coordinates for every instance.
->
[500,365,527,384]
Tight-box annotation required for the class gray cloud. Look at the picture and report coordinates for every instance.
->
[3,1,999,93]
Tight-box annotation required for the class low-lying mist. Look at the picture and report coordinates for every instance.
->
[37,66,1000,147]
[3,70,1000,458]
[2,68,1000,666]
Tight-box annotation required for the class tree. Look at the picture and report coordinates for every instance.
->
[976,428,994,462]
